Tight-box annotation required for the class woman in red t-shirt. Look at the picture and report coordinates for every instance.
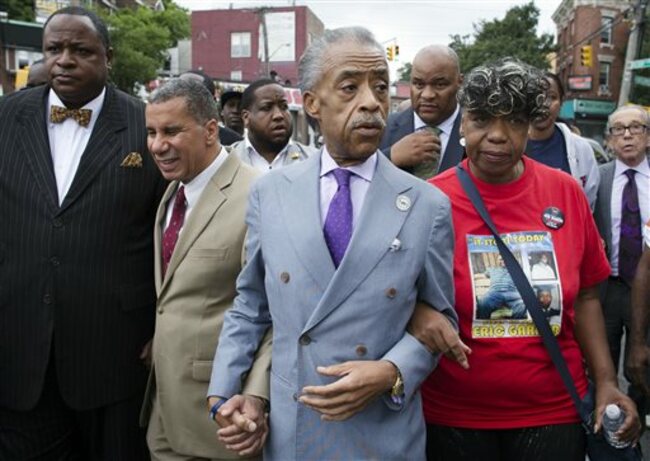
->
[410,58,640,460]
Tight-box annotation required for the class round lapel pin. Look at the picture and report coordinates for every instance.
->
[541,206,565,230]
[396,195,411,212]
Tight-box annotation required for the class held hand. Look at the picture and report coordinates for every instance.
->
[593,382,641,445]
[390,131,441,168]
[625,344,650,395]
[299,360,396,421]
[208,395,269,457]
[408,304,471,369]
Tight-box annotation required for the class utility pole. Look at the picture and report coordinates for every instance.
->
[619,0,648,106]
[258,8,270,78]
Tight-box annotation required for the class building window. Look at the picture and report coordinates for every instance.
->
[231,32,251,58]
[600,15,614,44]
[231,70,243,81]
[599,62,610,88]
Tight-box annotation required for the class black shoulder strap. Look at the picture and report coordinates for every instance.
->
[455,165,590,423]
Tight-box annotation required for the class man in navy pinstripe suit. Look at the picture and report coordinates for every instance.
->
[0,7,165,460]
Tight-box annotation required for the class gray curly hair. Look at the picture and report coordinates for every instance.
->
[458,58,549,120]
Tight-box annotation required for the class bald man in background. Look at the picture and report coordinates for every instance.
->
[379,45,464,179]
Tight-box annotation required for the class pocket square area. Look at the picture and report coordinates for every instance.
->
[121,152,143,168]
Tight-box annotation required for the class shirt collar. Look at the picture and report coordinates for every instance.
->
[180,146,229,209]
[48,86,106,128]
[413,104,459,135]
[319,145,377,183]
[615,157,650,178]
[245,135,292,163]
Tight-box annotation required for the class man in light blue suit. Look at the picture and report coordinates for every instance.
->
[207,27,462,460]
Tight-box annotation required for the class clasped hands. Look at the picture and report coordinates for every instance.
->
[207,394,268,457]
[408,303,471,369]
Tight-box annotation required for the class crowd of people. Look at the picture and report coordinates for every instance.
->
[1,5,649,461]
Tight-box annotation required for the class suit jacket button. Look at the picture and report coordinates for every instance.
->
[299,334,311,345]
[293,392,299,401]
[386,287,397,298]
[280,272,290,283]
[355,344,368,357]
[43,294,52,304]
[157,307,163,314]
[52,218,63,229]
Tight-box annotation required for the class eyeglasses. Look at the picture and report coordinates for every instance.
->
[608,123,648,136]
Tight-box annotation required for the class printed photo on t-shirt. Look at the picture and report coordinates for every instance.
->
[468,231,563,339]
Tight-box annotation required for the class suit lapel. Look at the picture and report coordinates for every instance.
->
[397,108,415,139]
[154,182,177,293]
[303,154,417,332]
[279,153,335,292]
[160,154,238,295]
[16,86,59,211]
[600,162,615,253]
[438,109,464,173]
[59,86,128,213]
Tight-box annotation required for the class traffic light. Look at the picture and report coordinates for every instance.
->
[395,45,400,57]
[580,45,592,67]
[386,45,394,61]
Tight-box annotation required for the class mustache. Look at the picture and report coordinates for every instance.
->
[350,115,385,130]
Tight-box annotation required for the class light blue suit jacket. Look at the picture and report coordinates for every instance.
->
[208,152,456,460]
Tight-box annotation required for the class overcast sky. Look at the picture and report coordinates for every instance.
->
[175,0,561,67]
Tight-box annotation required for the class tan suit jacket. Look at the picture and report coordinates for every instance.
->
[142,153,271,459]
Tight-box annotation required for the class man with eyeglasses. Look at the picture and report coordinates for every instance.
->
[594,104,650,425]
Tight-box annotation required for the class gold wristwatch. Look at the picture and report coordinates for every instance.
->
[390,366,404,405]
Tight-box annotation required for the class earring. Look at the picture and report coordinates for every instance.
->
[459,137,466,147]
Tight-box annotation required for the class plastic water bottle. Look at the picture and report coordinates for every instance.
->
[602,404,631,449]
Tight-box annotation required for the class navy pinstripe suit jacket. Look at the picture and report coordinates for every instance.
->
[0,85,166,411]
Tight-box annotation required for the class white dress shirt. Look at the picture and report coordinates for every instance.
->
[163,147,229,231]
[413,104,459,161]
[48,87,105,205]
[319,147,377,232]
[609,158,650,275]
[244,136,293,173]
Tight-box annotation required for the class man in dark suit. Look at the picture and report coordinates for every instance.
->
[0,7,165,460]
[594,105,649,418]
[379,45,464,179]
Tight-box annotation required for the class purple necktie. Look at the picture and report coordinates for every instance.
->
[324,168,353,267]
[619,169,642,284]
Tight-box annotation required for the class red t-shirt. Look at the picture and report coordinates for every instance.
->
[423,158,610,429]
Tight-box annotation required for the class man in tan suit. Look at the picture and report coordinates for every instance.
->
[142,78,271,460]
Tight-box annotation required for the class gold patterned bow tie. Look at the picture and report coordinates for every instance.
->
[50,105,92,127]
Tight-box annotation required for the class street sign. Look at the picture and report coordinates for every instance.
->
[634,75,650,87]
[630,58,650,70]
[574,99,616,116]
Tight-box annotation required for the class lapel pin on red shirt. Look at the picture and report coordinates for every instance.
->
[541,207,565,230]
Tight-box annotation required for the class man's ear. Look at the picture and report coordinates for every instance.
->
[105,47,114,70]
[242,109,251,129]
[303,91,321,122]
[205,118,219,146]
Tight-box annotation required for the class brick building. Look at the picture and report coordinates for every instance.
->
[191,6,324,85]
[552,0,633,141]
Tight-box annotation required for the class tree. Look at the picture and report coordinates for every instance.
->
[102,2,189,94]
[396,62,412,82]
[449,2,555,74]
[0,0,34,21]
